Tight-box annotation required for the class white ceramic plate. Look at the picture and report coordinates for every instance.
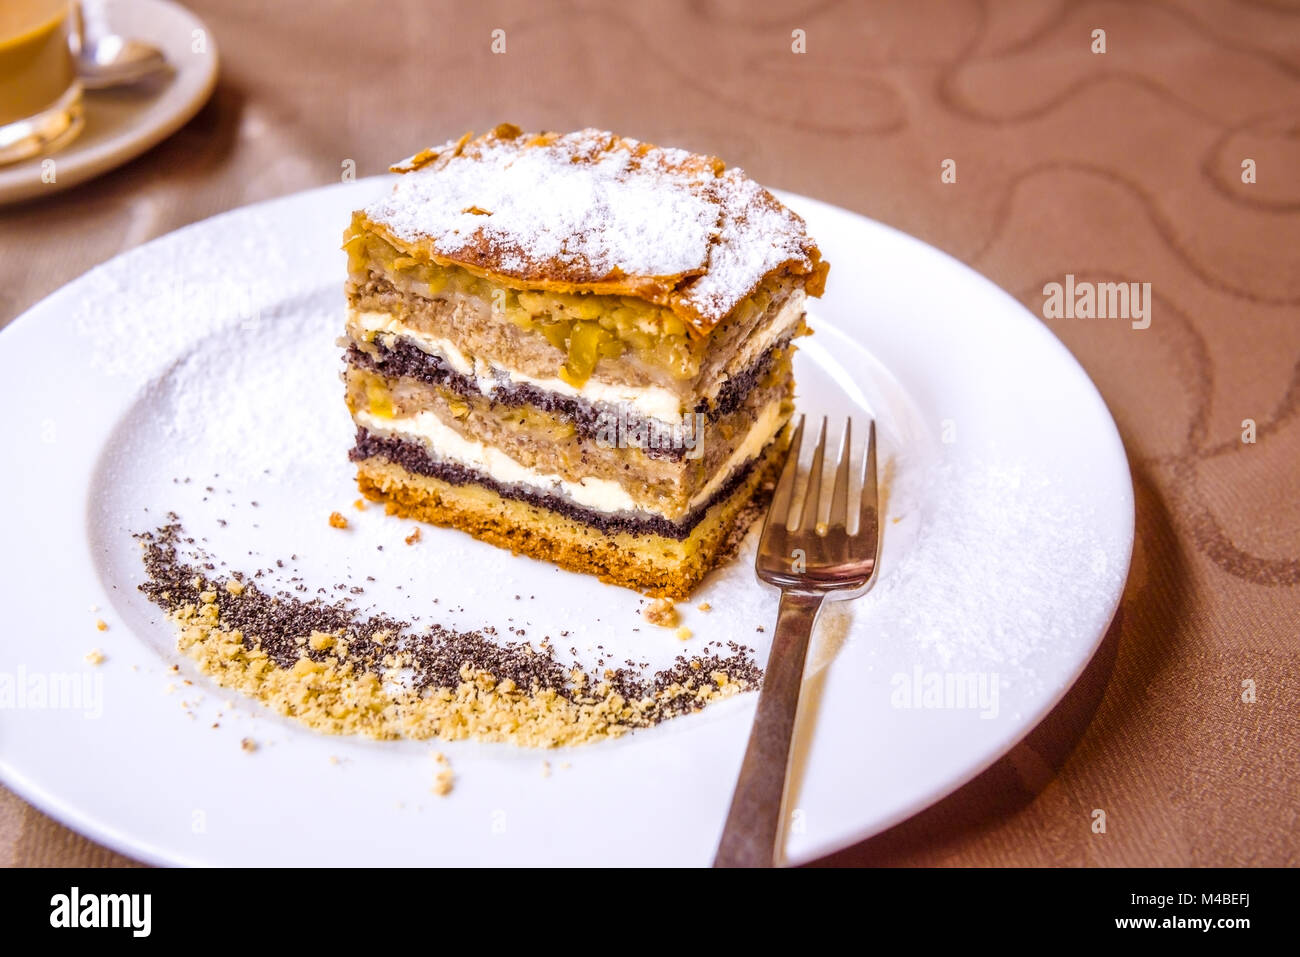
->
[0,0,218,205]
[0,180,1132,866]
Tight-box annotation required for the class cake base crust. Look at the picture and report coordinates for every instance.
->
[355,433,788,599]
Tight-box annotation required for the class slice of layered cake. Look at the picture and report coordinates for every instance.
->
[342,125,829,597]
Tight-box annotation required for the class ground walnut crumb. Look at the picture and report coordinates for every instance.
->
[676,627,693,641]
[697,602,712,612]
[95,619,108,632]
[433,766,454,796]
[405,527,422,545]
[240,737,257,753]
[328,511,349,529]
[353,498,367,511]
[307,631,338,651]
[84,649,105,665]
[643,598,679,628]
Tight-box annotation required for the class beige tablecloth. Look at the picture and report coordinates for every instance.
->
[1,0,1297,867]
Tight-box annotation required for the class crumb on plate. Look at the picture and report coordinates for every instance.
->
[643,598,679,628]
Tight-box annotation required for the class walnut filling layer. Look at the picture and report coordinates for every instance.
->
[344,255,806,397]
[343,333,796,459]
[344,357,793,515]
[352,387,792,521]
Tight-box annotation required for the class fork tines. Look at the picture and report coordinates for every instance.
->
[757,415,880,587]
[766,415,877,536]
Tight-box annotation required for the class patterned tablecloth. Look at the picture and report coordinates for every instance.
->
[1,0,1296,867]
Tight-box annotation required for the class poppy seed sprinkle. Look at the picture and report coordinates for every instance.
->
[136,518,760,747]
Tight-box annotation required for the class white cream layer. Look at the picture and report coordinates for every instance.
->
[354,398,789,518]
[348,289,804,423]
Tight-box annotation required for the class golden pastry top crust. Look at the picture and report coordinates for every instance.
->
[354,124,828,336]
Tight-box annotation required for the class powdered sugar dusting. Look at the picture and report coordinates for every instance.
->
[677,169,816,322]
[367,129,717,285]
[363,128,822,329]
[865,453,1128,680]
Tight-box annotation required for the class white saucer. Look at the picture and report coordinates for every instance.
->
[0,0,217,205]
[0,180,1133,865]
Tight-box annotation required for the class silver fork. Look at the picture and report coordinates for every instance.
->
[713,415,880,868]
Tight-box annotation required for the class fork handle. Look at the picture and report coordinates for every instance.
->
[713,590,824,867]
